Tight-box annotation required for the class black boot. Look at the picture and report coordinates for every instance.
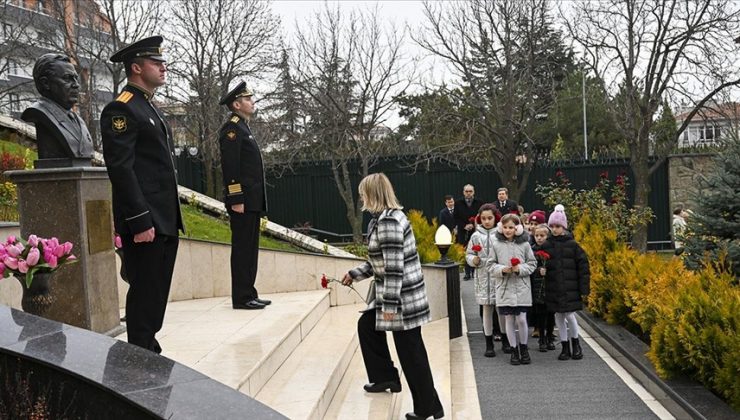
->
[501,334,513,354]
[510,344,521,365]
[571,337,583,360]
[547,334,556,351]
[519,344,531,364]
[538,336,547,352]
[484,335,496,357]
[558,341,571,360]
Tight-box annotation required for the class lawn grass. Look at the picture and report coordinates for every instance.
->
[179,204,303,252]
[0,139,37,161]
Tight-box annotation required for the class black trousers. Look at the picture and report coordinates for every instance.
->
[358,310,443,416]
[123,234,178,353]
[229,210,260,304]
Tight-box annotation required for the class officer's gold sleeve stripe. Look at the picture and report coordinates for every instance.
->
[228,184,242,194]
[116,92,133,103]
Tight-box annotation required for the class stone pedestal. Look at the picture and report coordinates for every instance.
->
[436,262,462,339]
[5,167,122,335]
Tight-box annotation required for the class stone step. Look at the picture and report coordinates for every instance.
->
[324,318,453,420]
[254,304,363,420]
[389,318,452,419]
[323,345,395,419]
[117,290,331,397]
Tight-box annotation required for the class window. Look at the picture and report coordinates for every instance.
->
[8,93,20,113]
[36,0,48,14]
[1,23,12,41]
[7,59,19,76]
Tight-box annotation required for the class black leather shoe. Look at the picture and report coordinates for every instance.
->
[405,409,444,419]
[363,381,401,393]
[255,298,272,305]
[233,300,266,310]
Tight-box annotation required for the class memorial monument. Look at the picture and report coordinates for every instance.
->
[5,53,121,335]
[21,53,94,168]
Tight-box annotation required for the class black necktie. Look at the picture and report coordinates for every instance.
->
[501,201,505,208]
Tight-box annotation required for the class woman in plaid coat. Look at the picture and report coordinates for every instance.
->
[343,173,444,420]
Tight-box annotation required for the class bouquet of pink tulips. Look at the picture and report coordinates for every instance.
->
[1,234,77,287]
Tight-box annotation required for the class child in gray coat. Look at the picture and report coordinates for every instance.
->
[488,213,537,365]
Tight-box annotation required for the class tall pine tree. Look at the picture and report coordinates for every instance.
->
[682,136,740,277]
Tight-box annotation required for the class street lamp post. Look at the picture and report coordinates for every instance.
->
[582,65,589,160]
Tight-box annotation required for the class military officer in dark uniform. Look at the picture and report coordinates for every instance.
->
[219,82,271,310]
[100,36,184,353]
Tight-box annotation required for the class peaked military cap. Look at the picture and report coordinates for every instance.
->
[219,81,254,106]
[110,36,166,63]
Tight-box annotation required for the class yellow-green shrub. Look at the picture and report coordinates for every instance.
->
[408,209,464,264]
[574,212,641,331]
[648,260,740,410]
[576,213,740,410]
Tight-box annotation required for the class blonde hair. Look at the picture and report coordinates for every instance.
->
[500,213,521,225]
[358,173,403,213]
[534,224,551,235]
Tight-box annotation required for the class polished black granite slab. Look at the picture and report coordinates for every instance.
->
[0,305,287,419]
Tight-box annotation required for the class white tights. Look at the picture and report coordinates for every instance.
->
[482,304,494,336]
[554,312,579,342]
[504,313,528,347]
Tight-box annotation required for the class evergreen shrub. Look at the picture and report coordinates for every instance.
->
[574,214,740,410]
[407,209,464,264]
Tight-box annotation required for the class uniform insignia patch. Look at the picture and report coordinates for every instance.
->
[112,116,127,133]
[230,116,240,123]
[226,130,237,140]
[116,91,133,103]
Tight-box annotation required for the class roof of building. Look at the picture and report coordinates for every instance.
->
[676,102,740,122]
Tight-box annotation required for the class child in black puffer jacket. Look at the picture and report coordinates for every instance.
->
[540,205,590,360]
[530,223,551,352]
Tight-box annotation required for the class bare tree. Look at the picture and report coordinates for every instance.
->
[286,5,412,242]
[412,0,574,200]
[97,0,165,97]
[561,0,740,251]
[166,0,279,198]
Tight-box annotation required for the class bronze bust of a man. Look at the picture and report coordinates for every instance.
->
[21,53,94,163]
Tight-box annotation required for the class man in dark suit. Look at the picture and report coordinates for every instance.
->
[219,82,272,310]
[495,187,519,215]
[454,184,483,280]
[437,194,456,233]
[101,36,184,353]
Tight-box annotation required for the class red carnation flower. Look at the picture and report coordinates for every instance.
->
[321,274,328,289]
[468,216,476,223]
[534,250,550,261]
[472,244,482,252]
[510,257,521,266]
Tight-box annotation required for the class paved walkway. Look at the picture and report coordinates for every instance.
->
[460,275,673,419]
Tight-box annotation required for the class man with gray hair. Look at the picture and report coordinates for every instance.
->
[22,53,94,162]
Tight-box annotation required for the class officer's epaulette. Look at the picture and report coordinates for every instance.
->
[230,115,240,123]
[116,91,133,104]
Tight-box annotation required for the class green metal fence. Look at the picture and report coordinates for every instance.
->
[178,156,671,248]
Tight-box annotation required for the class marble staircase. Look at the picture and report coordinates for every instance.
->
[116,289,472,419]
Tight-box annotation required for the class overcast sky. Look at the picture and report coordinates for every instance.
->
[270,0,449,128]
